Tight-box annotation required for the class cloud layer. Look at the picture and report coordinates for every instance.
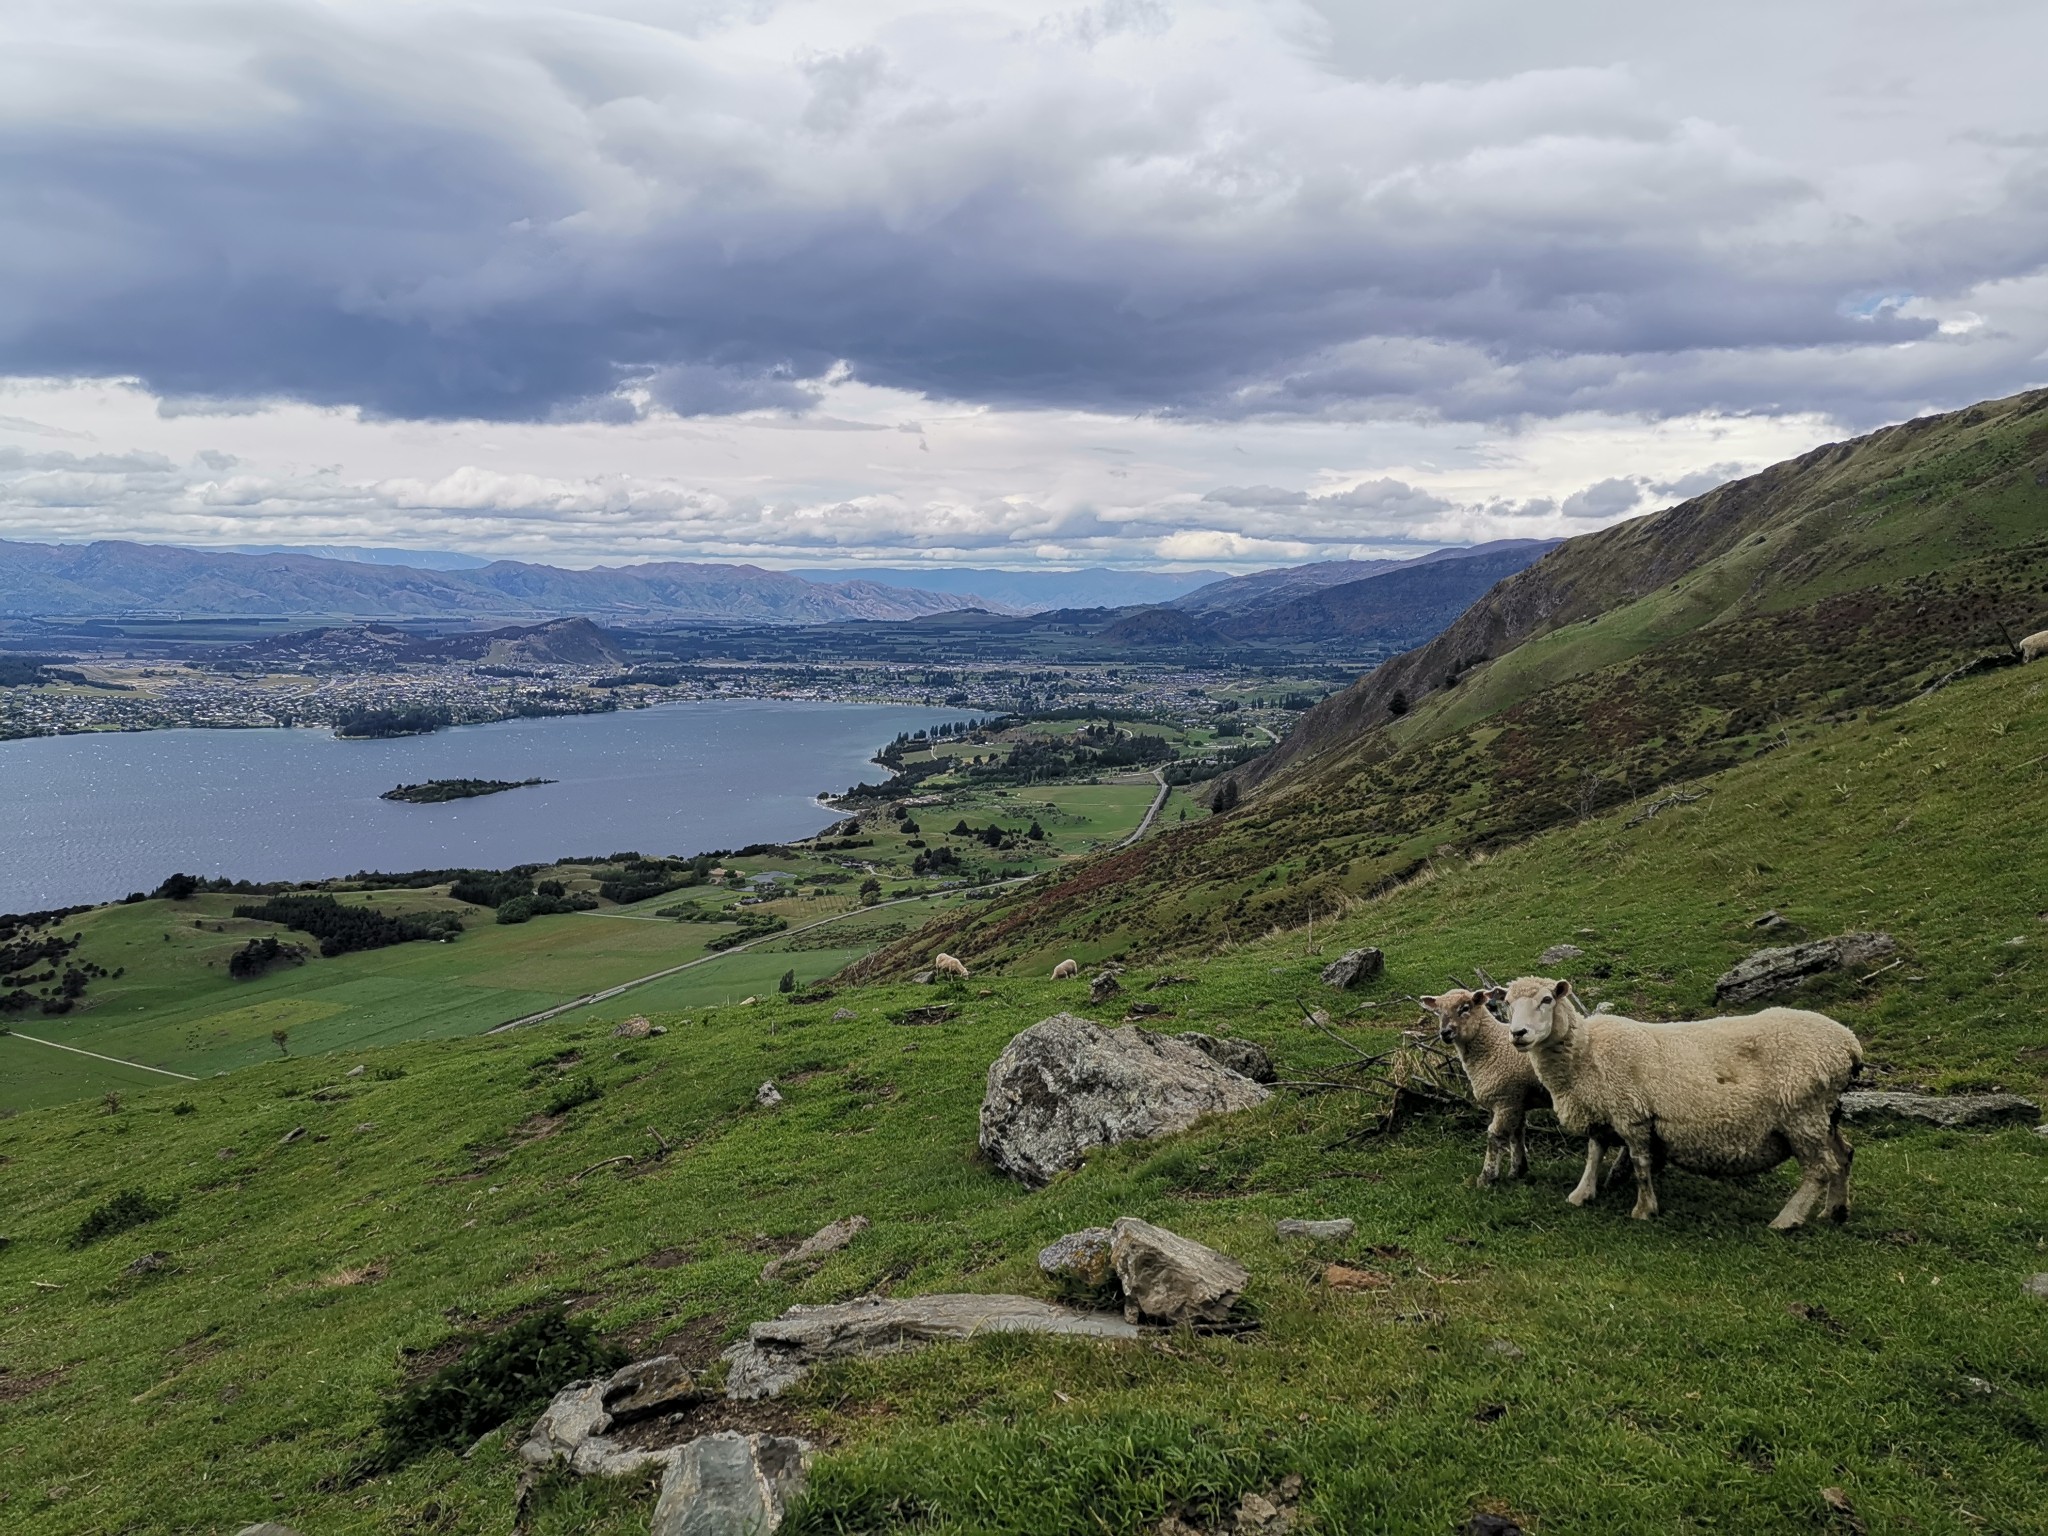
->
[4,0,2045,429]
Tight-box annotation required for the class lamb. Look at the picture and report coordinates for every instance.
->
[1420,989,1550,1184]
[2021,629,2048,664]
[1051,958,1080,980]
[1501,975,1863,1229]
[932,952,971,980]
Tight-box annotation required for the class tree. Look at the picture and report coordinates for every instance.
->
[155,872,199,901]
[1387,690,1410,718]
[1026,820,1045,841]
[778,968,796,994]
[1212,778,1241,813]
[271,1028,290,1057]
[859,876,883,906]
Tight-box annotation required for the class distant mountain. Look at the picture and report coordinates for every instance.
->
[1210,545,1559,647]
[237,617,628,670]
[0,541,1016,624]
[223,544,495,571]
[795,566,1228,613]
[1171,541,1562,616]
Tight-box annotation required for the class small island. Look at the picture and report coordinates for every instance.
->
[380,777,555,804]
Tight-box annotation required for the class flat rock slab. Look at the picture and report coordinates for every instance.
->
[602,1355,702,1425]
[234,1526,306,1536]
[1838,1090,2040,1129]
[651,1431,811,1536]
[979,1013,1271,1187]
[1713,932,1895,1004]
[1111,1217,1247,1327]
[1321,947,1384,990]
[1276,1218,1355,1242]
[723,1293,1142,1400]
[761,1215,867,1281]
[2026,1274,2048,1300]
[1537,944,1584,965]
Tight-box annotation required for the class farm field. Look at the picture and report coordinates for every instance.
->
[1,661,2044,1534]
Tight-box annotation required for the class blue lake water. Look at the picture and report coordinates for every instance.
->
[0,700,959,911]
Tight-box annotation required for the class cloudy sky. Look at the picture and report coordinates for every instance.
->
[2,0,2044,572]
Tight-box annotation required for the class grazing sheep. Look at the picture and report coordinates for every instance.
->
[932,953,971,980]
[1502,976,1862,1229]
[2022,629,2048,664]
[1051,958,1080,980]
[1423,988,1616,1191]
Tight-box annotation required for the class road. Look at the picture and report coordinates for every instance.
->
[1115,768,1171,849]
[3,1029,198,1080]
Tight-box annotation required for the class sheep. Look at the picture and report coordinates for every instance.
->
[1420,988,1550,1185]
[1501,975,1862,1229]
[2022,629,2048,664]
[932,952,971,980]
[1051,958,1080,980]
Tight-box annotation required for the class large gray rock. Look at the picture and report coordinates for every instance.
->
[1320,947,1384,990]
[1713,932,1896,1003]
[1838,1090,2040,1130]
[602,1355,702,1425]
[761,1215,868,1281]
[723,1293,1142,1400]
[1037,1228,1115,1289]
[979,1014,1271,1187]
[1110,1217,1247,1327]
[651,1431,811,1536]
[1175,1032,1277,1084]
[519,1355,704,1476]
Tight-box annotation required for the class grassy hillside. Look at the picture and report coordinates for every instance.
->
[3,660,2044,1535]
[869,391,2048,970]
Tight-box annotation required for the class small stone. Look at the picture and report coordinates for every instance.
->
[1537,944,1583,965]
[1752,910,1787,930]
[614,1016,654,1039]
[1174,1032,1277,1083]
[602,1356,702,1424]
[832,1008,858,1021]
[1320,947,1384,990]
[2035,1124,2048,1139]
[2025,1273,2048,1300]
[123,1250,171,1276]
[756,1080,783,1109]
[651,1024,668,1035]
[650,1431,810,1536]
[1275,1218,1354,1242]
[1090,971,1123,1005]
[233,1525,307,1536]
[1485,1338,1526,1360]
[1111,1217,1247,1326]
[1322,1264,1391,1292]
[279,1126,306,1144]
[761,1215,868,1281]
[1037,1228,1116,1292]
[344,1064,366,1077]
[739,996,759,1007]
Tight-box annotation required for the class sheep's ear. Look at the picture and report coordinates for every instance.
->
[1419,994,1442,1012]
[1485,986,1507,1003]
[1554,978,1573,998]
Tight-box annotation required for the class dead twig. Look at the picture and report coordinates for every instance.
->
[570,1155,635,1182]
[1293,995,1382,1064]
[1860,958,1905,984]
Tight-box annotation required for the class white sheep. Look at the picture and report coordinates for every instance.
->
[932,952,971,980]
[1422,988,1617,1191]
[1051,958,1079,980]
[1502,975,1862,1229]
[2021,629,2048,664]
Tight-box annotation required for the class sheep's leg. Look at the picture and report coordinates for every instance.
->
[1508,1109,1530,1180]
[1769,1128,1836,1231]
[1624,1133,1659,1220]
[1567,1137,1604,1206]
[1481,1106,1513,1186]
[1826,1131,1855,1223]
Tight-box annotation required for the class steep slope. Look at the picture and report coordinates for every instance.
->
[0,542,1014,623]
[861,388,2048,967]
[3,659,2044,1536]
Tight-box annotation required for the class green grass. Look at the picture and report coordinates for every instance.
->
[2,661,2045,1534]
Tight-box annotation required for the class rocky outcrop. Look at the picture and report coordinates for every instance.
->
[1175,1032,1277,1084]
[1537,944,1584,966]
[723,1294,1142,1400]
[978,1014,1271,1187]
[520,1356,704,1476]
[1037,1228,1115,1291]
[1090,971,1123,1005]
[1837,1090,2040,1129]
[755,1080,784,1109]
[1713,932,1896,1003]
[1320,947,1384,990]
[1109,1217,1248,1327]
[1275,1218,1354,1242]
[761,1215,868,1281]
[650,1432,810,1536]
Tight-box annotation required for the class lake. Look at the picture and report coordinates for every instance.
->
[0,700,960,911]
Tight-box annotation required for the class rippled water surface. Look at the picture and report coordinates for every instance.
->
[0,699,957,910]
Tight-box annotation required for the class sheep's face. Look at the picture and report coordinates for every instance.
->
[1505,977,1573,1051]
[1419,988,1507,1047]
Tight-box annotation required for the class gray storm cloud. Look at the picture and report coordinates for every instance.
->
[3,0,2044,428]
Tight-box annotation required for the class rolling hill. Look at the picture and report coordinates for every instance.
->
[859,387,2048,969]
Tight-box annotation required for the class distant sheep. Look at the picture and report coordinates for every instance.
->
[2022,629,2048,664]
[932,953,971,980]
[1502,976,1862,1229]
[1051,958,1079,980]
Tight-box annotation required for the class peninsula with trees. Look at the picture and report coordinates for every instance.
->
[380,777,554,804]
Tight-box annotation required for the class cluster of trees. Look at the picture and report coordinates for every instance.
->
[151,873,293,901]
[227,935,307,979]
[912,845,963,876]
[1,910,116,1015]
[332,706,450,739]
[496,881,599,924]
[449,871,540,908]
[231,895,463,957]
[1162,742,1270,787]
[595,854,716,905]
